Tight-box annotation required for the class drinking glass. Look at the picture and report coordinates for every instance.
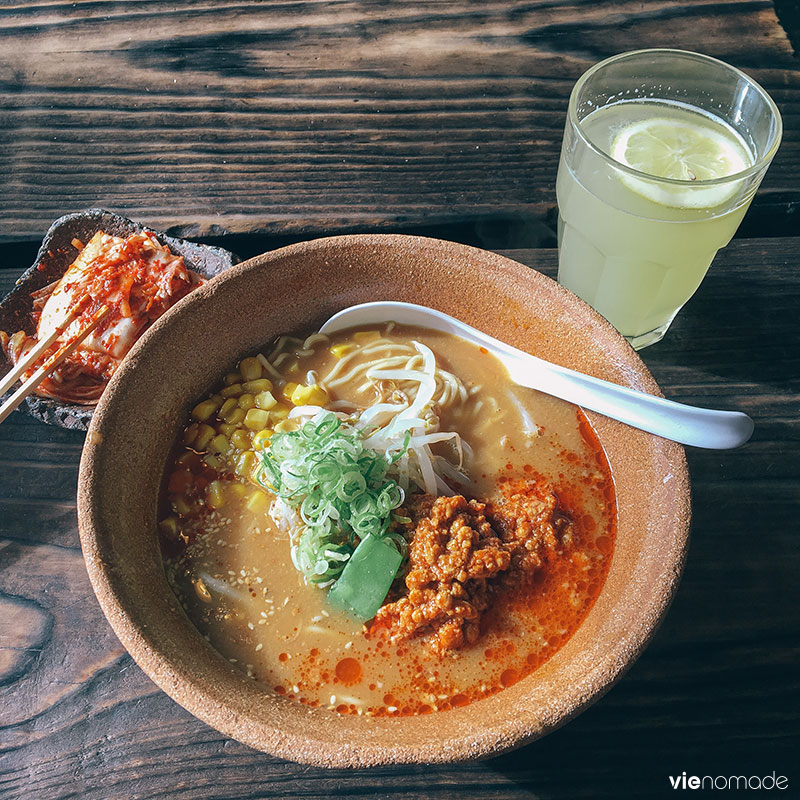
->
[556,49,782,349]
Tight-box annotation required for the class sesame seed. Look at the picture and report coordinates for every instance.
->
[330,695,337,705]
[388,706,397,713]
[247,622,254,630]
[255,643,263,652]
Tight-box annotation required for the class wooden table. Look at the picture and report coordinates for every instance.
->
[1,0,799,245]
[2,2,799,798]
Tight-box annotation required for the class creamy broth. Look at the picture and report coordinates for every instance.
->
[160,326,616,716]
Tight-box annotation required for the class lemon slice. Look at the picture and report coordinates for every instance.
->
[611,117,752,209]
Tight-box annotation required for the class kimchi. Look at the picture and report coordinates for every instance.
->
[0,231,204,404]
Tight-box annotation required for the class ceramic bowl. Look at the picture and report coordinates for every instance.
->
[77,234,690,767]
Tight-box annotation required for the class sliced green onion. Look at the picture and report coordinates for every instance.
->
[258,411,408,594]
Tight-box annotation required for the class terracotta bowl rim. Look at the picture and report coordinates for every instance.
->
[77,232,691,766]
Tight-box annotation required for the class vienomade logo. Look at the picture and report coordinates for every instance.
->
[668,772,789,791]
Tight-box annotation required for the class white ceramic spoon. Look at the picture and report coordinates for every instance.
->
[320,301,754,450]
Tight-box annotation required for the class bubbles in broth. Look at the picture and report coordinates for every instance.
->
[159,325,616,716]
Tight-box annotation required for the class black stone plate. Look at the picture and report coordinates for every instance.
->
[0,208,240,430]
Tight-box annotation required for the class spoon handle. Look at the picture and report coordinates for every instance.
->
[501,354,753,449]
[320,301,754,449]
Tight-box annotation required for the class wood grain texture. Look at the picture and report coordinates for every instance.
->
[1,237,798,799]
[0,0,799,242]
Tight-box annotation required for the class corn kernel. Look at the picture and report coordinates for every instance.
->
[171,496,193,516]
[228,482,249,498]
[207,480,225,509]
[252,429,273,450]
[210,434,229,455]
[238,393,255,411]
[269,405,290,422]
[244,408,269,430]
[175,450,197,468]
[255,390,277,410]
[222,402,244,424]
[273,420,295,433]
[182,452,204,473]
[218,422,237,437]
[239,357,263,381]
[353,330,380,344]
[330,343,355,359]
[235,450,257,478]
[246,490,270,514]
[159,516,180,537]
[194,424,216,451]
[220,383,243,398]
[204,453,223,469]
[219,397,238,418]
[224,372,242,386]
[191,398,220,422]
[231,429,252,451]
[281,382,299,402]
[288,384,306,405]
[183,423,199,446]
[243,378,272,393]
[290,383,329,407]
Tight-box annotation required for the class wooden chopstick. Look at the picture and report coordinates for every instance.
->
[0,304,110,425]
[0,295,91,397]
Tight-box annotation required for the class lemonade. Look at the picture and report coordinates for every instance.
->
[557,99,755,346]
[555,49,781,349]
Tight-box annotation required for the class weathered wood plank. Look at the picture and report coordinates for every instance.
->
[0,0,798,241]
[0,237,798,799]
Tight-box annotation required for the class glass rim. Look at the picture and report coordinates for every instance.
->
[568,48,783,187]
